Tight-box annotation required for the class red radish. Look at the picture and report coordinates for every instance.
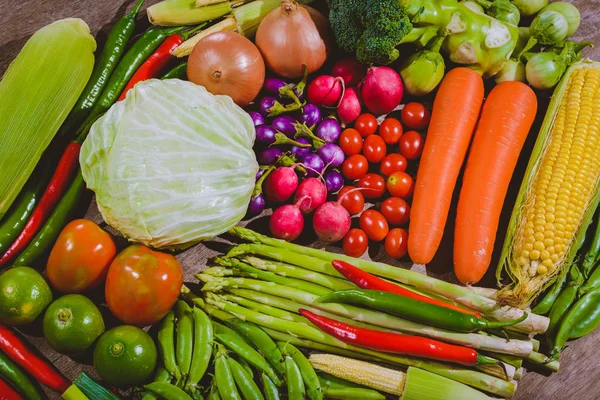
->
[308,75,344,107]
[294,178,327,214]
[332,57,367,86]
[313,201,351,242]
[265,167,299,203]
[270,204,304,241]
[337,87,362,127]
[362,66,403,115]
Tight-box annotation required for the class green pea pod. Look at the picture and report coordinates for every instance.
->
[532,270,569,315]
[547,283,579,346]
[0,349,47,400]
[278,343,322,400]
[143,366,173,400]
[322,387,386,400]
[161,63,188,80]
[285,355,306,400]
[215,350,242,400]
[175,300,194,383]
[227,358,265,400]
[186,307,213,392]
[207,384,222,400]
[553,288,600,356]
[190,391,204,400]
[261,374,280,400]
[580,261,600,296]
[234,357,254,378]
[213,321,247,343]
[570,299,600,339]
[158,312,182,382]
[144,382,193,400]
[215,333,282,386]
[226,319,285,375]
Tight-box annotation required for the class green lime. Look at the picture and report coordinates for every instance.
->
[43,294,105,354]
[93,325,157,387]
[0,266,52,325]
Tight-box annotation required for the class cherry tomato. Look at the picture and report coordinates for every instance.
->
[385,228,408,258]
[342,228,369,257]
[380,153,407,176]
[381,197,410,226]
[339,128,363,155]
[363,135,387,163]
[46,219,116,293]
[387,171,414,198]
[359,209,389,241]
[337,186,365,215]
[105,245,184,326]
[354,113,378,137]
[401,102,431,130]
[379,118,403,145]
[342,154,369,180]
[358,174,386,199]
[398,130,424,160]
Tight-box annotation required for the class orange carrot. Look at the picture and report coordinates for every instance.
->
[454,81,537,284]
[408,68,484,265]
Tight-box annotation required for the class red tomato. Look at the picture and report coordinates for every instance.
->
[342,154,369,181]
[337,186,365,215]
[358,174,386,199]
[380,153,407,176]
[354,113,378,137]
[105,245,183,326]
[46,219,116,293]
[360,210,389,241]
[339,128,363,156]
[379,118,403,144]
[385,228,408,258]
[343,229,369,258]
[398,130,424,160]
[401,102,431,130]
[387,171,414,198]
[363,135,387,163]
[380,197,410,226]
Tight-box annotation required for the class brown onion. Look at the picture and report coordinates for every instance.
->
[187,32,265,106]
[255,1,331,78]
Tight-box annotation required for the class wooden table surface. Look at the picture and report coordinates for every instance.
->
[2,1,600,399]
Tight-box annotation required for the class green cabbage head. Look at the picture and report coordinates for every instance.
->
[80,79,258,249]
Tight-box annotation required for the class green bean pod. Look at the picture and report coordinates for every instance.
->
[261,374,281,400]
[227,357,265,400]
[285,355,306,400]
[226,319,285,375]
[158,311,182,382]
[175,300,194,383]
[161,62,188,80]
[553,288,600,356]
[144,382,193,400]
[278,342,322,400]
[215,350,242,400]
[215,333,282,386]
[0,349,47,400]
[532,270,569,315]
[186,307,213,391]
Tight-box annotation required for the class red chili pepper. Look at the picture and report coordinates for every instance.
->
[0,376,23,400]
[0,324,70,393]
[0,143,81,266]
[332,260,481,317]
[299,309,494,367]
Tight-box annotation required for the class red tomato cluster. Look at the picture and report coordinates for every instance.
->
[337,103,429,260]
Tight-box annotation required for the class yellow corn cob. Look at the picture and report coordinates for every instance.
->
[497,61,600,307]
[308,353,406,396]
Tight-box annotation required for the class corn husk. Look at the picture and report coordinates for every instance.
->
[0,19,96,219]
[147,0,233,26]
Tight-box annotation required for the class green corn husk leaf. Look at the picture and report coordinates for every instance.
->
[497,60,600,307]
[0,19,96,218]
[147,0,233,26]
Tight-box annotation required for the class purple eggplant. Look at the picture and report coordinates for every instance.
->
[256,125,277,145]
[316,118,342,143]
[291,138,312,160]
[324,170,344,193]
[248,194,266,215]
[302,153,325,178]
[248,111,265,127]
[259,96,277,117]
[300,104,322,127]
[264,77,287,97]
[317,143,345,168]
[272,115,297,137]
[258,147,283,165]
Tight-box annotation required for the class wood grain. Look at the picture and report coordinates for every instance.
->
[1,1,600,399]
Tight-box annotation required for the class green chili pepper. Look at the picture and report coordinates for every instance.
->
[215,333,282,386]
[0,349,47,400]
[175,300,194,384]
[13,171,87,267]
[158,311,182,382]
[226,319,285,375]
[215,346,242,400]
[261,374,280,400]
[144,381,193,400]
[186,307,213,391]
[318,289,526,333]
[278,343,322,400]
[285,355,306,400]
[142,366,173,400]
[161,62,188,80]
[227,357,265,400]
[532,270,569,315]
[570,294,600,339]
[547,265,583,345]
[207,384,222,400]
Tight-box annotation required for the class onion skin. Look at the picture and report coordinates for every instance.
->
[187,32,265,106]
[256,1,331,78]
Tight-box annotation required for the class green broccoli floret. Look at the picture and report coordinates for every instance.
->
[328,0,413,65]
